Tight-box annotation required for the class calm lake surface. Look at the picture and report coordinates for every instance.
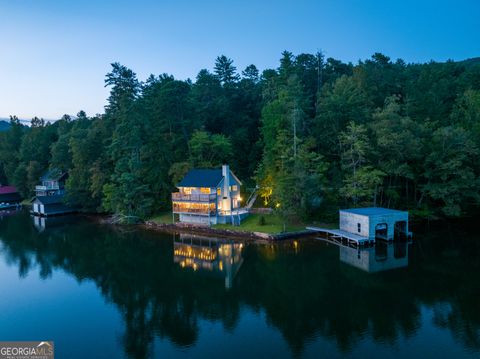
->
[0,211,479,359]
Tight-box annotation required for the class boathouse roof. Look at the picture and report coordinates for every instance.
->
[33,195,64,205]
[340,207,408,216]
[177,168,242,188]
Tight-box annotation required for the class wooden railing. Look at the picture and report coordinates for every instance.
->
[172,193,216,202]
[35,185,60,191]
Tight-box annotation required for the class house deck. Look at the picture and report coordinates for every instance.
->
[306,227,375,247]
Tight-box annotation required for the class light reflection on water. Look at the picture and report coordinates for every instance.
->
[0,211,477,358]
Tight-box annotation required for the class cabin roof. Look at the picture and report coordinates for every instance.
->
[177,168,242,188]
[41,169,68,182]
[340,207,408,217]
[0,185,18,195]
[33,195,64,205]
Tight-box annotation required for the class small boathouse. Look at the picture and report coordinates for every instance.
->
[308,207,411,247]
[0,185,22,208]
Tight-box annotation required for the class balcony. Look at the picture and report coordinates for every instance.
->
[172,192,216,202]
[35,185,60,191]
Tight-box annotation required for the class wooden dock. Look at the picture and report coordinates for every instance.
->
[306,227,375,247]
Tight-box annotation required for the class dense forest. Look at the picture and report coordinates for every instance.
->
[1,52,480,221]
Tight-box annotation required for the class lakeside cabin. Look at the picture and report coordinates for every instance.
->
[0,185,22,208]
[172,164,249,225]
[35,169,68,197]
[308,207,411,247]
[32,169,74,216]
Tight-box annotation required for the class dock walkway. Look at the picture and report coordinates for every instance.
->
[306,227,374,247]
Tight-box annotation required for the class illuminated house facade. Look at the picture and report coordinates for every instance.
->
[172,164,248,225]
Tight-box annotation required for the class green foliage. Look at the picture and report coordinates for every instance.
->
[1,53,480,219]
[258,215,266,226]
[338,122,385,206]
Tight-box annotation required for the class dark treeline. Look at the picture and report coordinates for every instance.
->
[1,52,480,220]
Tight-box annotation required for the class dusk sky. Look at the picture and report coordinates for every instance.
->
[0,0,478,119]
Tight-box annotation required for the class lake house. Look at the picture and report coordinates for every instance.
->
[32,169,74,216]
[172,164,249,225]
[0,185,22,206]
[35,169,68,197]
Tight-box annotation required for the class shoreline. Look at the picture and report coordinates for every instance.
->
[142,220,317,241]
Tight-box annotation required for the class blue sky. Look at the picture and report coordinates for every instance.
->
[0,0,478,119]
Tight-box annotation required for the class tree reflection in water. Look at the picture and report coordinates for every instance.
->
[0,212,478,358]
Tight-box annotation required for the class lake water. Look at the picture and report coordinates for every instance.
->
[0,211,479,359]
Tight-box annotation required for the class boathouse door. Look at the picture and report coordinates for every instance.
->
[375,223,388,240]
[394,221,407,239]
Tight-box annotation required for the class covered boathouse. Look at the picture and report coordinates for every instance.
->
[308,207,411,247]
[339,207,409,241]
[0,185,22,207]
[32,195,75,217]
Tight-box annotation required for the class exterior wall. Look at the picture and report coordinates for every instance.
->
[217,176,241,214]
[32,202,45,215]
[179,213,217,225]
[340,210,409,240]
[179,187,215,195]
[179,212,249,226]
[339,212,370,238]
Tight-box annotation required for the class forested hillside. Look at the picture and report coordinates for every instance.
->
[1,52,480,220]
[0,120,11,131]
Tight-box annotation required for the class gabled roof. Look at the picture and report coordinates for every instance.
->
[340,207,408,216]
[33,194,64,205]
[41,169,68,182]
[178,169,224,188]
[177,167,243,188]
[0,185,18,195]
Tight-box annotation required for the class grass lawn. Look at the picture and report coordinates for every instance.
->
[150,211,336,234]
[214,213,306,234]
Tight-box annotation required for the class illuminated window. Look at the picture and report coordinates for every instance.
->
[200,187,210,194]
[232,185,238,191]
[217,188,221,195]
[183,187,192,194]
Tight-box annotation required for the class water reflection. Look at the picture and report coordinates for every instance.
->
[0,212,478,358]
[32,215,79,232]
[173,234,244,289]
[339,241,410,272]
[0,207,22,219]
